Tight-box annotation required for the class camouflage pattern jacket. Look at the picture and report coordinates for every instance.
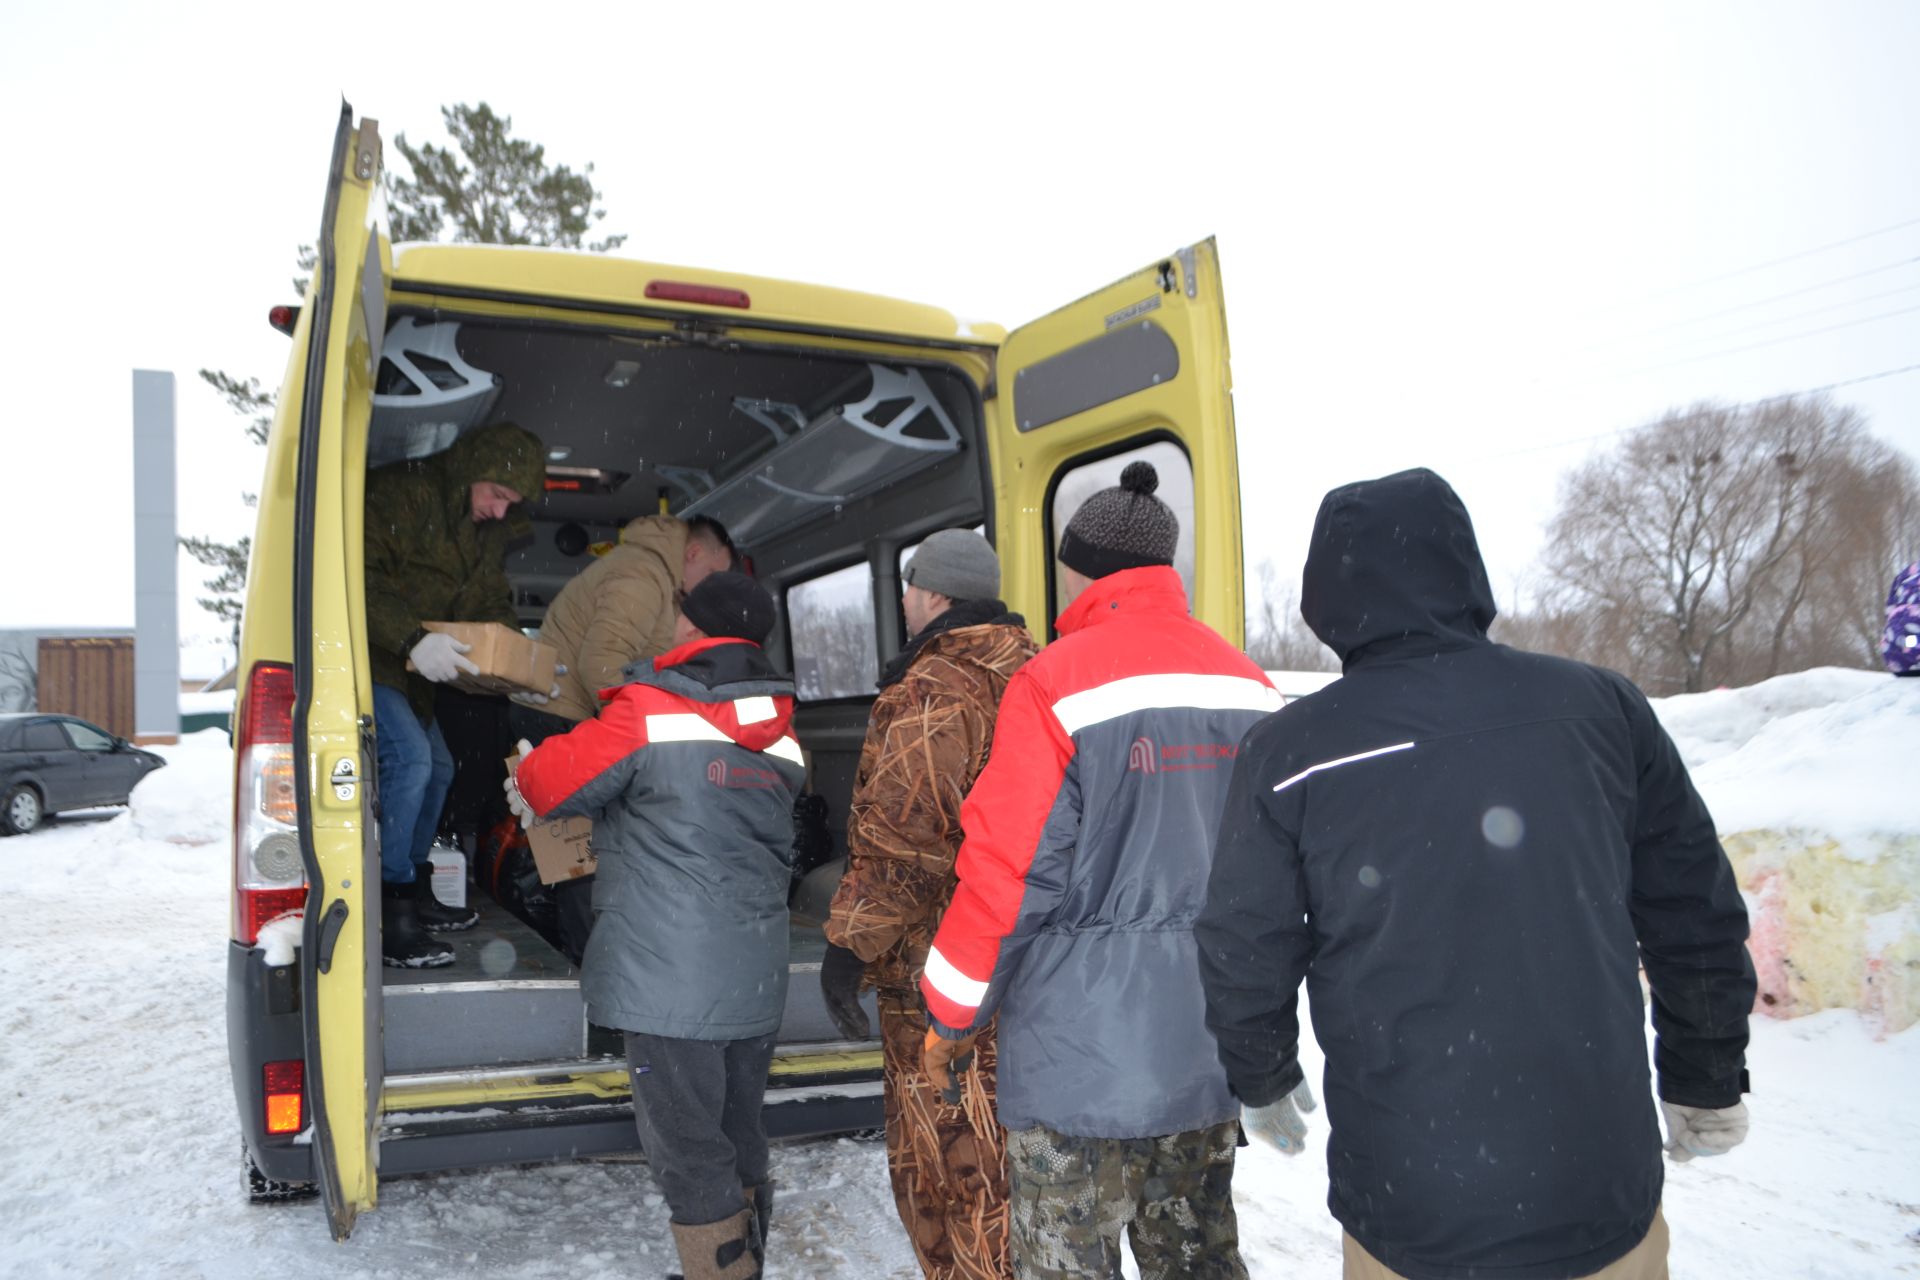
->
[364,423,546,721]
[826,610,1037,996]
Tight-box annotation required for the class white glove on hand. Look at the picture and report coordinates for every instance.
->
[504,740,540,826]
[1245,1083,1313,1157]
[508,683,562,707]
[1662,1101,1749,1162]
[410,631,479,684]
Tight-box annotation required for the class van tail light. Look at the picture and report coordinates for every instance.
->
[645,280,751,309]
[233,662,307,946]
[268,305,300,335]
[263,1059,305,1135]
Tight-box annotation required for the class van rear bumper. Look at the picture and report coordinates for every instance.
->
[226,941,315,1185]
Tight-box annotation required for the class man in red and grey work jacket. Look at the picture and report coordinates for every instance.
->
[509,571,803,1280]
[919,462,1282,1279]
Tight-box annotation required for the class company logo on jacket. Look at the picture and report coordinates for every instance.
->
[1129,736,1238,775]
[707,757,783,790]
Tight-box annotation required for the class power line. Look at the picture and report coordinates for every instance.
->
[1464,361,1920,465]
[1610,303,1920,378]
[1572,256,1920,353]
[1609,214,1920,306]
[1653,281,1920,353]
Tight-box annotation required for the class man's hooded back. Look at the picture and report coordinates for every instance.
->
[1300,467,1497,665]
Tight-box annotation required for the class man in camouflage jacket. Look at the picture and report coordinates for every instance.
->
[364,422,545,967]
[824,529,1036,1280]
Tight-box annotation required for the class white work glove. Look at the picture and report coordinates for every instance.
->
[509,683,562,707]
[1662,1100,1749,1162]
[503,739,540,826]
[1244,1079,1317,1156]
[410,632,479,684]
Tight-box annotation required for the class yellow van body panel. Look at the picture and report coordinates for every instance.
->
[378,1050,885,1115]
[258,113,388,1233]
[390,244,1007,348]
[986,240,1243,643]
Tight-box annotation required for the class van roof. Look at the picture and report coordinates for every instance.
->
[390,243,1008,348]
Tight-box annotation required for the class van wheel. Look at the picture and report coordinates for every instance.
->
[2,785,41,836]
[244,1144,318,1205]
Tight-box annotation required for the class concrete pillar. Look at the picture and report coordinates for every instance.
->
[133,370,180,744]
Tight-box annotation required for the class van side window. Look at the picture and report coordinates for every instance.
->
[788,562,878,701]
[1049,440,1196,604]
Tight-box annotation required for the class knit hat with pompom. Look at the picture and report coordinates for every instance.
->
[1058,461,1179,580]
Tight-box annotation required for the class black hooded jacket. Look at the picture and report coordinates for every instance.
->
[1196,469,1753,1280]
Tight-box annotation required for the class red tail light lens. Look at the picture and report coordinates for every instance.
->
[263,1059,304,1135]
[645,280,751,309]
[234,662,305,945]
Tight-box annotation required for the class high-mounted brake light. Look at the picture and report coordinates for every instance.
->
[263,1059,304,1135]
[233,662,306,946]
[645,280,751,309]
[268,305,300,336]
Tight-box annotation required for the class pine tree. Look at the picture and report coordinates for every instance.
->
[186,102,624,627]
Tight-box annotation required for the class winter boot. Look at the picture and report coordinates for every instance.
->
[412,866,479,932]
[742,1182,772,1266]
[381,881,454,969]
[667,1207,759,1280]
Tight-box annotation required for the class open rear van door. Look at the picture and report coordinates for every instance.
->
[987,239,1244,643]
[292,103,390,1239]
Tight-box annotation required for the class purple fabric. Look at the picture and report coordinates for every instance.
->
[1885,562,1920,676]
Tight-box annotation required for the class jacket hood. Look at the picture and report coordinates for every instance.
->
[444,422,548,502]
[618,637,797,751]
[1301,467,1497,664]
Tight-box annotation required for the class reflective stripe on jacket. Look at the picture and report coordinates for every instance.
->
[517,638,806,1040]
[920,566,1281,1138]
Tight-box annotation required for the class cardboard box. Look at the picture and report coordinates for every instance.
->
[408,621,558,697]
[506,755,597,884]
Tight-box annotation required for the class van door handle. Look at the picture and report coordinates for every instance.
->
[315,898,351,974]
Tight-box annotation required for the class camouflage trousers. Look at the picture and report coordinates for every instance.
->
[1005,1119,1247,1280]
[878,994,1013,1280]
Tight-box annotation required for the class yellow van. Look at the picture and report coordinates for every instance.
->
[228,104,1245,1238]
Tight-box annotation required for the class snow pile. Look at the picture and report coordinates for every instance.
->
[1653,670,1920,1033]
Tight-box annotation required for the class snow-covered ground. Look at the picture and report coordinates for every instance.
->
[3,674,1918,1277]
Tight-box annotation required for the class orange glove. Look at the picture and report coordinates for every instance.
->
[922,1026,981,1106]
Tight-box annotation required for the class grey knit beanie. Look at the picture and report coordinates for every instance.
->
[903,528,1000,601]
[1058,462,1178,579]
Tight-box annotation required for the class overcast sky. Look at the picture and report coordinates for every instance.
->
[2,0,1915,652]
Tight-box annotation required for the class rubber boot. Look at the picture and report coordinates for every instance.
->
[413,865,479,931]
[381,881,454,969]
[667,1207,759,1280]
[742,1183,772,1267]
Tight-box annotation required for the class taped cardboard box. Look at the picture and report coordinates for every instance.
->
[506,756,597,884]
[408,621,558,697]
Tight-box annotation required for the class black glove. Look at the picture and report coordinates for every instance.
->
[819,943,871,1041]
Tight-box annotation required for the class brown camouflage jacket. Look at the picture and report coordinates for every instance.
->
[825,616,1037,995]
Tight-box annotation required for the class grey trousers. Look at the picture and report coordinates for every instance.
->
[625,1030,778,1226]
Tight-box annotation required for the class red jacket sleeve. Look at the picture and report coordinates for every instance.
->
[517,690,651,819]
[920,665,1077,1034]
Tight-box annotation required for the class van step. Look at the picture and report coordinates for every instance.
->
[382,902,585,1073]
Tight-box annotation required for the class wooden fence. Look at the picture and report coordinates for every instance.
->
[36,637,136,739]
